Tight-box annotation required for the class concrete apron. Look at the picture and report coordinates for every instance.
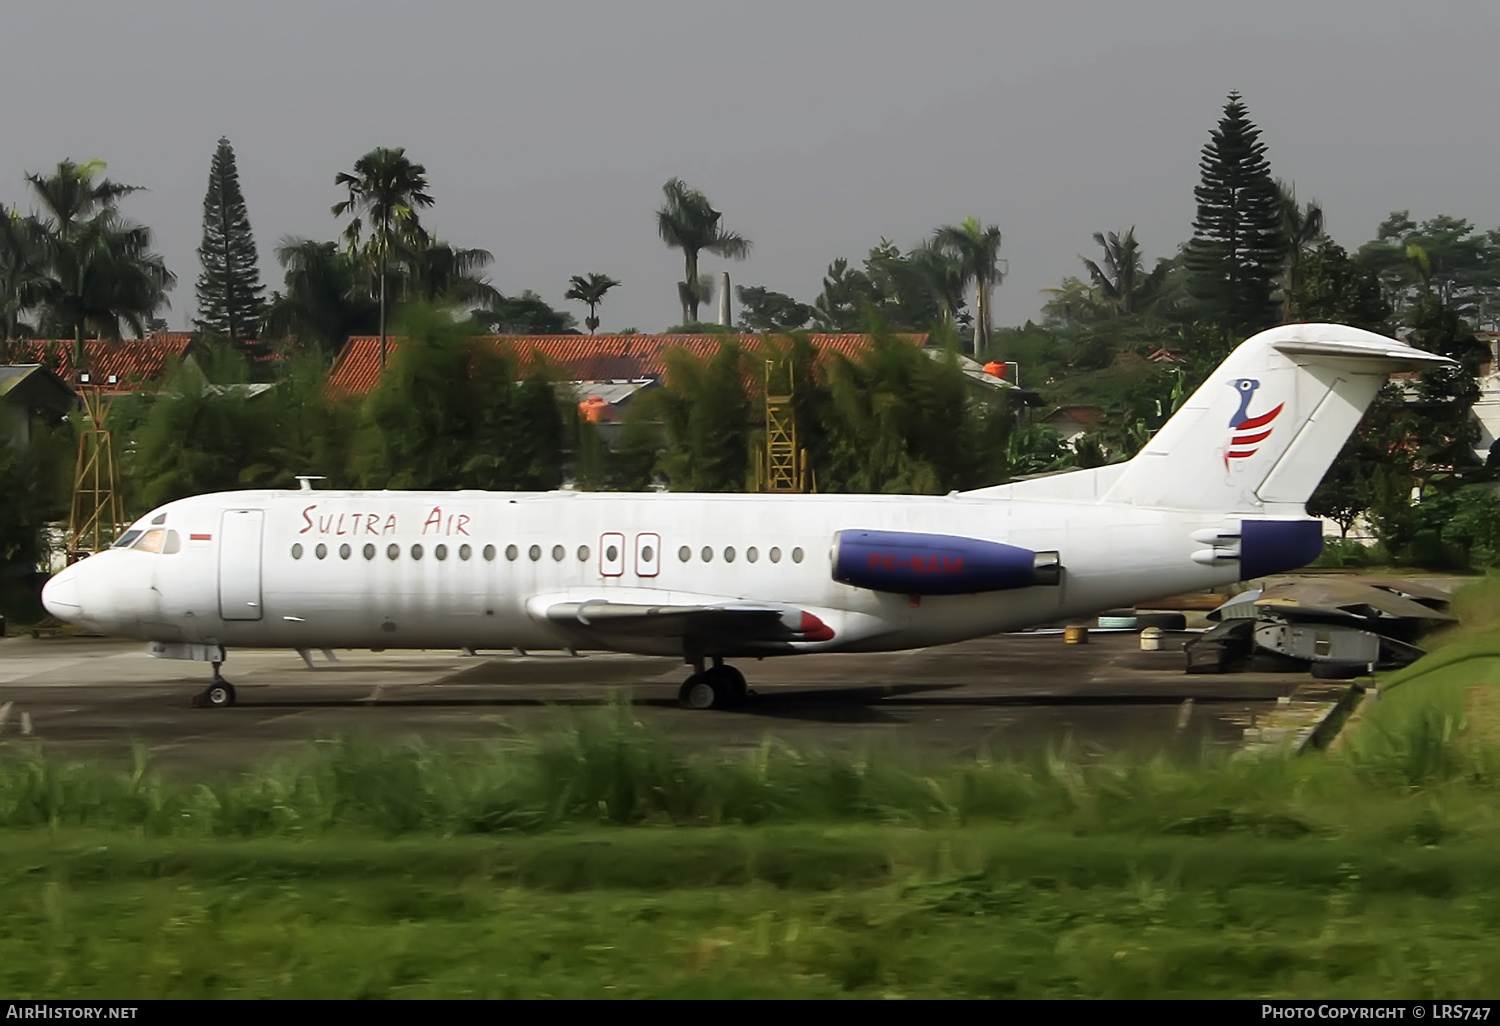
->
[1233,679,1369,757]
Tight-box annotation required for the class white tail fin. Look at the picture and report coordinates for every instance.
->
[1099,324,1453,511]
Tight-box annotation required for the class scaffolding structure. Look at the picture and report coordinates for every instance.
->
[65,387,125,562]
[759,358,810,493]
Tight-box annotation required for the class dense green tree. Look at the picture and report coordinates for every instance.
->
[0,420,70,578]
[1080,228,1169,319]
[1183,93,1287,342]
[0,207,49,340]
[1356,212,1499,324]
[472,291,577,334]
[1039,277,1100,327]
[261,238,378,354]
[812,257,882,331]
[332,147,434,370]
[817,334,1007,493]
[1276,183,1325,322]
[564,273,621,334]
[735,285,814,331]
[1294,241,1391,331]
[193,138,266,354]
[653,341,751,491]
[932,217,1005,355]
[399,241,502,312]
[350,306,568,490]
[128,348,280,510]
[656,178,751,325]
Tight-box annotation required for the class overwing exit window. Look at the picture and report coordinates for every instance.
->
[601,533,625,577]
[635,533,660,577]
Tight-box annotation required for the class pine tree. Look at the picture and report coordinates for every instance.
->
[194,137,266,352]
[1184,93,1286,342]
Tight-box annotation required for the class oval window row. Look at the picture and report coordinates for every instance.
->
[677,545,803,564]
[290,542,806,564]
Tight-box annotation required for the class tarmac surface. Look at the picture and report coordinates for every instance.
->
[0,629,1352,774]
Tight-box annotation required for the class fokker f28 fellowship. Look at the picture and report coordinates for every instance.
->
[41,323,1452,710]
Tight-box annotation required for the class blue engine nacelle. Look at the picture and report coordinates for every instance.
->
[831,529,1061,596]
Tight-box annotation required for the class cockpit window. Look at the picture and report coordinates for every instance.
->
[134,529,166,553]
[130,529,180,554]
[113,530,143,549]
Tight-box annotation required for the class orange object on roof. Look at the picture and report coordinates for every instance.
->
[578,396,609,422]
[983,361,1005,379]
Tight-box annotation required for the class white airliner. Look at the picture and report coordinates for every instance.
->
[41,323,1451,710]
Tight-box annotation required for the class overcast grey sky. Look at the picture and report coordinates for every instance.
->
[5,1,1499,337]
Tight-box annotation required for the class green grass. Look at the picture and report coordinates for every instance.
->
[6,575,1500,997]
[5,827,1500,998]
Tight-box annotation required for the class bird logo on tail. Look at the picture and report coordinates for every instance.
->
[1224,378,1283,469]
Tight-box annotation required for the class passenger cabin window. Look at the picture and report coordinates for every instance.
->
[315,543,327,559]
[679,546,690,562]
[292,543,303,559]
[340,544,351,560]
[436,544,448,561]
[792,547,804,563]
[364,544,376,560]
[460,544,472,560]
[770,547,781,563]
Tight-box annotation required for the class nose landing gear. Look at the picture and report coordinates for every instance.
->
[193,660,237,708]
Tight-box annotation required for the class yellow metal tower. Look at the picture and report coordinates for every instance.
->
[66,387,125,563]
[760,358,810,492]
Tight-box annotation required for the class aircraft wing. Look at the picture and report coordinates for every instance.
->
[539,599,835,643]
[525,592,860,657]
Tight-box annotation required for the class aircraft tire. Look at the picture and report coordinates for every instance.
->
[204,682,237,708]
[679,675,720,710]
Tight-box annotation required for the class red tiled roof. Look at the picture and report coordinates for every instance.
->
[5,334,195,391]
[327,333,930,396]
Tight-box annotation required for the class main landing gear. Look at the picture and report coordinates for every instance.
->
[193,659,237,708]
[678,656,750,710]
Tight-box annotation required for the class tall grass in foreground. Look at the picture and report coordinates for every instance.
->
[3,695,1499,844]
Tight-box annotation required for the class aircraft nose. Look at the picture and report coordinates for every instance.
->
[42,564,83,621]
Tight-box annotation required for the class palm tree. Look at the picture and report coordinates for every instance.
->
[40,212,176,344]
[933,217,1005,355]
[400,241,503,312]
[564,273,621,334]
[23,161,172,364]
[24,159,173,365]
[0,207,50,341]
[656,178,751,325]
[1277,182,1326,321]
[1040,277,1099,327]
[1080,228,1168,318]
[332,147,434,369]
[261,237,378,355]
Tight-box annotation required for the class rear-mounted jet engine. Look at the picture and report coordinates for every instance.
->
[832,529,1061,596]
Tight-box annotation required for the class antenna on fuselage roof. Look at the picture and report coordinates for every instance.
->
[295,476,326,491]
